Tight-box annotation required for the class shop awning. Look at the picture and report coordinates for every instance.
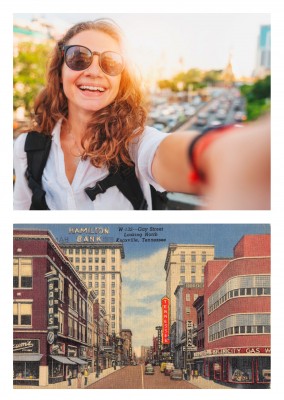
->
[13,354,43,362]
[68,357,88,365]
[50,355,76,365]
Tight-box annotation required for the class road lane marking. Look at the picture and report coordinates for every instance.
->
[141,365,144,389]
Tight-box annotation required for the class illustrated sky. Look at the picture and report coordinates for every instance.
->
[14,223,270,355]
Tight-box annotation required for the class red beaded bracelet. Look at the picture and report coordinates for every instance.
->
[188,125,238,184]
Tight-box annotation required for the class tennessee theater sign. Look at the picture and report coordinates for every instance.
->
[161,296,170,345]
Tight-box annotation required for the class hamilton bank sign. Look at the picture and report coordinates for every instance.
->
[58,227,110,243]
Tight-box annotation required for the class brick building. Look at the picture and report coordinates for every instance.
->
[193,234,271,387]
[13,229,92,386]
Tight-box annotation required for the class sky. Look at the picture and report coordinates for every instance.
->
[13,13,270,81]
[14,223,270,355]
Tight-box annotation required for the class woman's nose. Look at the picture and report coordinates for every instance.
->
[85,54,103,75]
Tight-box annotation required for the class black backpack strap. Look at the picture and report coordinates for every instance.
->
[150,185,168,210]
[24,131,51,210]
[85,164,148,210]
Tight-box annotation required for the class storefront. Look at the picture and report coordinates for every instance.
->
[13,339,42,386]
[49,355,76,383]
[195,347,271,387]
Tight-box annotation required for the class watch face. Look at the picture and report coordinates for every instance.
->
[47,331,55,344]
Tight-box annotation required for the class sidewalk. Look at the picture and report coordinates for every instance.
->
[13,366,121,389]
[188,375,232,389]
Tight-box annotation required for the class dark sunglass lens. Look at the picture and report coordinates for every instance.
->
[101,52,124,75]
[65,46,92,71]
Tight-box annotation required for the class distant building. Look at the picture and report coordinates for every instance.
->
[60,242,125,336]
[121,329,133,365]
[254,25,271,78]
[193,234,271,388]
[164,243,215,326]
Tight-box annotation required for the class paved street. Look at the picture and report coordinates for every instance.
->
[87,365,198,389]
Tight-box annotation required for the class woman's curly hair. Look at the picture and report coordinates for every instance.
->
[33,19,148,169]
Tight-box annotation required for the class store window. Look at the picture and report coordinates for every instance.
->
[230,357,252,383]
[257,357,271,383]
[48,358,63,382]
[14,361,39,381]
[13,302,32,326]
[13,258,32,288]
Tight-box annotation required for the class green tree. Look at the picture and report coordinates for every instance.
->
[13,41,54,116]
[240,75,271,121]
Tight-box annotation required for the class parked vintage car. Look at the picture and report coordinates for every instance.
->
[164,362,175,376]
[170,369,183,380]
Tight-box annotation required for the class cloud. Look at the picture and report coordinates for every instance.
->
[121,247,168,355]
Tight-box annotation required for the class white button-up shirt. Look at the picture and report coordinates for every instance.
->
[13,120,169,210]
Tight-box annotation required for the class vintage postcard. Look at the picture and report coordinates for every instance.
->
[13,223,271,390]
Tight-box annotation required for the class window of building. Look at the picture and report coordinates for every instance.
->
[112,273,115,280]
[112,249,115,254]
[82,273,86,280]
[186,307,190,314]
[186,293,190,301]
[82,258,86,263]
[95,273,98,280]
[59,275,64,302]
[13,302,32,326]
[102,249,106,255]
[89,266,92,271]
[111,298,115,304]
[201,252,206,262]
[111,257,115,262]
[101,274,105,280]
[88,274,92,280]
[101,282,105,288]
[111,282,115,288]
[82,249,86,254]
[194,293,198,301]
[13,258,32,288]
[191,266,196,273]
[69,249,74,254]
[75,249,80,254]
[101,298,105,304]
[180,276,185,284]
[58,310,64,334]
[75,257,80,263]
[191,252,196,262]
[111,266,115,271]
[88,282,92,288]
[95,282,98,288]
[111,306,115,312]
[111,314,115,320]
[101,290,105,296]
[180,265,185,273]
[89,249,93,254]
[88,258,93,263]
[95,258,99,263]
[69,257,73,262]
[82,265,86,271]
[180,251,185,262]
[74,290,78,311]
[111,290,115,296]
[192,276,196,283]
[95,249,99,254]
[102,259,106,264]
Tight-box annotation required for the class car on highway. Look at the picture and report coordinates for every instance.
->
[170,369,183,380]
[234,111,247,122]
[216,109,227,120]
[145,363,155,375]
[210,119,223,128]
[196,112,208,126]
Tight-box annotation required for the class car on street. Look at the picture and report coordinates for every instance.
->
[160,362,167,372]
[196,112,208,126]
[164,362,175,376]
[234,111,247,122]
[145,363,155,375]
[170,369,183,380]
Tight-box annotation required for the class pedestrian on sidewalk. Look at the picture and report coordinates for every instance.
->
[183,368,188,380]
[84,367,89,386]
[67,369,72,387]
[77,370,82,388]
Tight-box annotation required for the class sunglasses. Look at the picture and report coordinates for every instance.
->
[60,45,124,76]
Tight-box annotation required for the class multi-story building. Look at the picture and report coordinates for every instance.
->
[174,283,204,368]
[121,329,133,365]
[193,234,271,388]
[13,229,92,387]
[60,242,125,336]
[164,244,215,326]
[255,25,271,78]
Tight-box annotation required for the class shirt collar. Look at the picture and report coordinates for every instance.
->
[51,119,63,146]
